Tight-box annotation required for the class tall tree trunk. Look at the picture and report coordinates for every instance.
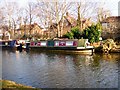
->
[77,4,83,32]
[56,2,60,38]
[29,6,32,36]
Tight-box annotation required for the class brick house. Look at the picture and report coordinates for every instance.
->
[45,12,92,39]
[16,23,44,38]
[48,13,77,38]
[101,16,120,42]
[0,25,10,40]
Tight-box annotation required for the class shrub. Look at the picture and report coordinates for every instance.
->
[83,23,101,43]
[63,32,74,39]
[63,26,81,39]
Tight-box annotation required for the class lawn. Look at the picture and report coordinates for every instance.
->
[0,80,40,90]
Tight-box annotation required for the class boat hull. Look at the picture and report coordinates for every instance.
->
[30,46,94,55]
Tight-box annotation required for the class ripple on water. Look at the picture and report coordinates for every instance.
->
[2,50,120,88]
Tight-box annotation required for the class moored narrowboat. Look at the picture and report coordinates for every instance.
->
[0,40,30,51]
[29,39,94,54]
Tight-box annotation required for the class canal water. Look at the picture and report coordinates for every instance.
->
[1,49,120,88]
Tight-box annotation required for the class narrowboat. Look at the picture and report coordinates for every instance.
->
[0,40,16,48]
[29,39,94,54]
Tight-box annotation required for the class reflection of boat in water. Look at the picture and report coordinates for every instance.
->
[29,39,94,54]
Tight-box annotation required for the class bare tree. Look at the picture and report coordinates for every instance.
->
[37,0,73,38]
[55,1,73,37]
[0,7,5,25]
[0,1,19,39]
[97,7,111,22]
[75,1,99,31]
[1,0,111,40]
[20,2,38,37]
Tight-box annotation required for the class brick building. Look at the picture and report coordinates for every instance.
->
[101,16,120,42]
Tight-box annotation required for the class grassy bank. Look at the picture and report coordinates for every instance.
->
[0,80,40,90]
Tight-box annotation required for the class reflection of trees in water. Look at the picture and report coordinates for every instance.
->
[102,53,120,61]
[71,54,101,71]
[29,51,119,71]
[84,55,94,66]
[72,55,85,67]
[90,54,101,68]
[88,53,120,71]
[71,54,101,68]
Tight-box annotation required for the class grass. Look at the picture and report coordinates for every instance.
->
[0,80,40,90]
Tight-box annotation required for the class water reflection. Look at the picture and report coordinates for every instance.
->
[2,49,119,88]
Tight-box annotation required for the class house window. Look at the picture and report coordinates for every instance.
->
[102,23,108,28]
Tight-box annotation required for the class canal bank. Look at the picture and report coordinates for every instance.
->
[0,80,40,90]
[82,39,120,53]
